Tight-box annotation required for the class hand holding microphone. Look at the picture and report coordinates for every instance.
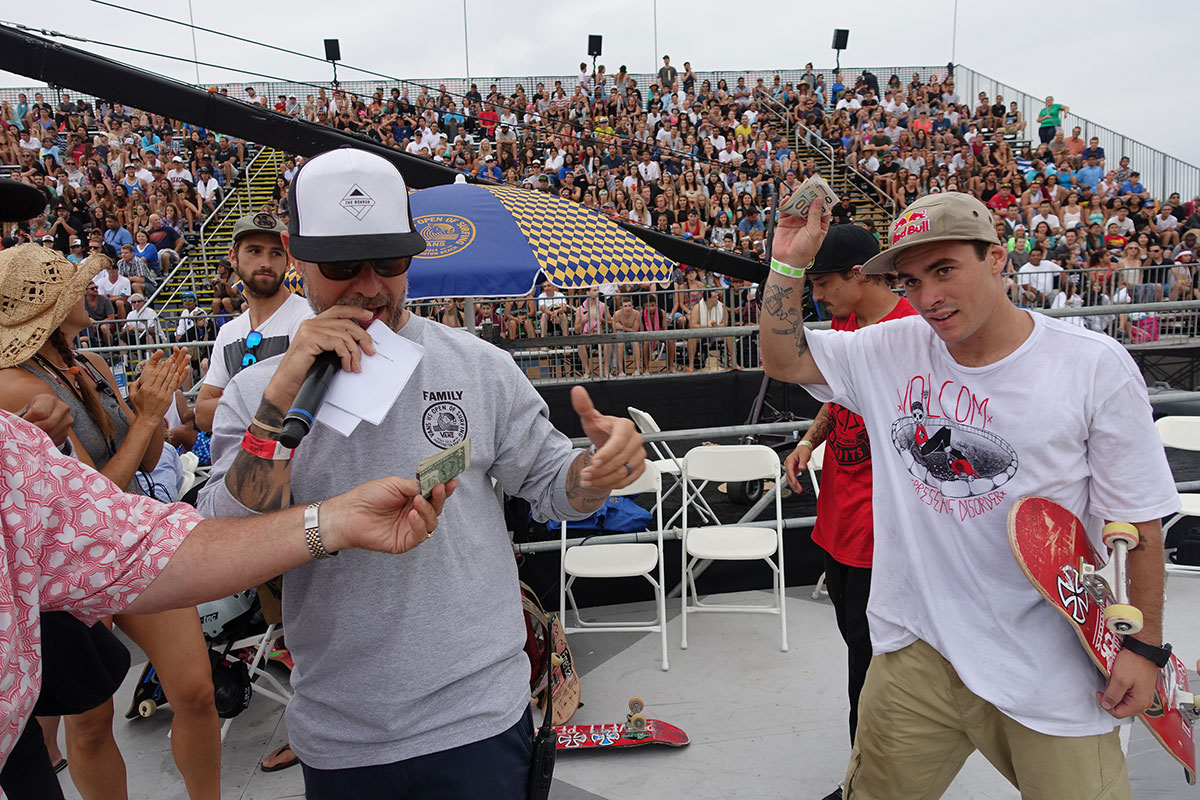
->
[263,306,377,446]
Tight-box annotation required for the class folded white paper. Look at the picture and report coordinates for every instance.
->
[316,319,425,436]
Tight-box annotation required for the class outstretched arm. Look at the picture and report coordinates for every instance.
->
[125,477,453,614]
[759,201,830,385]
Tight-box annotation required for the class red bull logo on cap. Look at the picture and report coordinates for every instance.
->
[892,209,930,245]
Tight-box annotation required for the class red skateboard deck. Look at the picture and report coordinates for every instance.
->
[1009,496,1197,784]
[554,697,689,751]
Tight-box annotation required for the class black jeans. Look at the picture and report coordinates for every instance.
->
[823,551,873,745]
[301,707,534,800]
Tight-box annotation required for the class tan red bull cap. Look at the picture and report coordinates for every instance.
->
[861,192,1001,275]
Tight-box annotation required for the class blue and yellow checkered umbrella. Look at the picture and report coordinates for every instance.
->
[405,183,675,299]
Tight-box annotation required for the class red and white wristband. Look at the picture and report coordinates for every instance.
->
[241,430,294,461]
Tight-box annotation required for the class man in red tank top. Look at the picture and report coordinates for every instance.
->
[782,224,917,800]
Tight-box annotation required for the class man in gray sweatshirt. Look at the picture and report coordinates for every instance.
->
[198,148,645,799]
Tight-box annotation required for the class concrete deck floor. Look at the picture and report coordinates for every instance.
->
[50,576,1200,800]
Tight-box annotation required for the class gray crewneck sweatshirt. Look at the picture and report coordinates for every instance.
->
[198,313,585,769]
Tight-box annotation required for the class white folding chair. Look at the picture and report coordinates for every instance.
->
[559,461,669,670]
[681,445,787,652]
[1153,416,1200,577]
[219,623,292,741]
[627,406,719,528]
[806,442,830,600]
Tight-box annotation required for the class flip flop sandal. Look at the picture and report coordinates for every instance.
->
[260,743,299,773]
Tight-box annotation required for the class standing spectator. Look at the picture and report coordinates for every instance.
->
[658,56,678,91]
[1036,96,1069,145]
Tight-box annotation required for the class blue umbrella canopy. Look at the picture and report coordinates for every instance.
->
[406,183,675,299]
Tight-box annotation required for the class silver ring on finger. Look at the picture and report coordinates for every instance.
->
[624,461,633,477]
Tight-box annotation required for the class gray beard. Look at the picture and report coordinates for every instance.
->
[307,285,407,331]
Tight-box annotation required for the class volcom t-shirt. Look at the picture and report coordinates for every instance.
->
[202,292,313,390]
[802,311,1178,736]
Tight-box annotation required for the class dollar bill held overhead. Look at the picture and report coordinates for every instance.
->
[417,438,471,499]
[779,174,839,220]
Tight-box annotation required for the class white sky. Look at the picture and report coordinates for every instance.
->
[2,0,1196,165]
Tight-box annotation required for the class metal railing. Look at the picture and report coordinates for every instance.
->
[791,121,895,217]
[952,65,1199,203]
[147,146,279,315]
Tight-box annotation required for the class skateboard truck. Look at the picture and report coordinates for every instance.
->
[1099,523,1143,635]
[626,697,650,740]
[1166,661,1200,726]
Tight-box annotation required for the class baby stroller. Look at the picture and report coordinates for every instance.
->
[125,589,292,739]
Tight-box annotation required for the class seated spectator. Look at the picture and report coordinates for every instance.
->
[1170,250,1197,301]
[537,282,571,336]
[1119,171,1149,201]
[145,213,184,272]
[93,255,132,318]
[115,243,157,296]
[173,291,208,344]
[505,291,536,339]
[121,292,163,344]
[431,298,460,327]
[1154,205,1181,248]
[1104,222,1129,252]
[1015,246,1062,307]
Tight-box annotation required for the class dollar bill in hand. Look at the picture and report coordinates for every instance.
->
[780,174,839,219]
[417,438,471,499]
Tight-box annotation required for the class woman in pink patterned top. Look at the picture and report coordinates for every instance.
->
[0,407,454,773]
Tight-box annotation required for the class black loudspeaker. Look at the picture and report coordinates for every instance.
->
[588,35,603,58]
[831,29,849,50]
[324,39,341,62]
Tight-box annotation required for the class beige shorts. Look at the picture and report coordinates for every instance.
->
[844,639,1131,800]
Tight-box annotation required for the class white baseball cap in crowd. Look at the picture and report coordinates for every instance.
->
[862,192,1001,275]
[286,147,426,262]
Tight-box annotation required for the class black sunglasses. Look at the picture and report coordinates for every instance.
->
[316,257,412,281]
[242,330,263,367]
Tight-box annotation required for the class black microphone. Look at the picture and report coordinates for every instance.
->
[278,351,341,449]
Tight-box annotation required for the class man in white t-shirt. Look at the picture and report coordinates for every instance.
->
[93,261,133,318]
[194,212,312,432]
[1015,246,1063,307]
[760,192,1176,799]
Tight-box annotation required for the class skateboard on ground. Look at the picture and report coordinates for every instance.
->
[1008,496,1198,784]
[554,697,690,751]
[124,662,167,720]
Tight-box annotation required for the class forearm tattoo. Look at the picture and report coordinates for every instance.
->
[565,449,610,514]
[761,283,808,356]
[227,398,292,511]
[806,403,833,446]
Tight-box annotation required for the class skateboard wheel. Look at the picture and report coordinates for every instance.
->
[627,713,648,733]
[1102,522,1139,550]
[628,697,644,714]
[550,653,563,667]
[138,699,157,719]
[1103,603,1144,635]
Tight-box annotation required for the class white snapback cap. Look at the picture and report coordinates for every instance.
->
[287,147,427,262]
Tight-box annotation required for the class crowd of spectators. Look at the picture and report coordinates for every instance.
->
[4,56,1200,363]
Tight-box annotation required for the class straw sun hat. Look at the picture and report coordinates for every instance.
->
[0,244,109,368]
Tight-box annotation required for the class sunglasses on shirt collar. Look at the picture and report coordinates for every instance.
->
[315,257,412,281]
[242,330,263,367]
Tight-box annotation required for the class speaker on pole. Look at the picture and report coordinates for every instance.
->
[588,35,603,58]
[324,38,341,62]
[831,29,849,51]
